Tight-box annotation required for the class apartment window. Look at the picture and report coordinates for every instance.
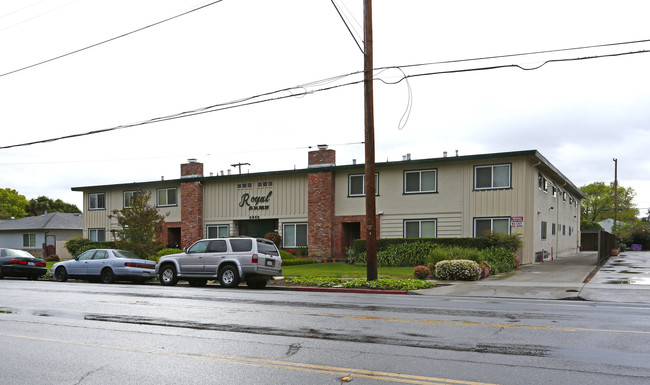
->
[89,193,105,210]
[474,164,510,190]
[157,188,177,207]
[207,225,229,238]
[348,173,379,197]
[562,225,566,236]
[89,228,106,242]
[22,233,36,247]
[552,223,556,235]
[562,192,567,202]
[541,221,547,240]
[237,182,252,189]
[552,186,557,197]
[283,223,307,248]
[538,173,548,192]
[257,181,273,187]
[474,217,510,237]
[404,219,436,238]
[123,191,137,208]
[404,169,437,194]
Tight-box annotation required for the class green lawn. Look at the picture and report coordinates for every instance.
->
[282,262,414,279]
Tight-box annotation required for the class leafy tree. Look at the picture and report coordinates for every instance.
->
[25,195,81,216]
[580,219,602,230]
[580,182,638,223]
[109,190,167,259]
[0,188,28,219]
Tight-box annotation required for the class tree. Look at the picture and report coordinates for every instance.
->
[580,182,638,223]
[0,188,28,219]
[25,196,81,216]
[109,190,167,259]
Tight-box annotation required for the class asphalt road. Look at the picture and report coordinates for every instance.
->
[1,279,649,385]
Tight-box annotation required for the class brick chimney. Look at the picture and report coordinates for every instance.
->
[180,159,203,247]
[307,146,335,258]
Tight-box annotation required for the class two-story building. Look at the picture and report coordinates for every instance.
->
[72,148,584,264]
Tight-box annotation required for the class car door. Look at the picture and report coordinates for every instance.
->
[68,250,95,276]
[204,240,228,275]
[86,250,108,276]
[179,240,208,275]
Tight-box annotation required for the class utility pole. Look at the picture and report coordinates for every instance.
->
[363,0,377,281]
[613,158,618,231]
[231,162,250,174]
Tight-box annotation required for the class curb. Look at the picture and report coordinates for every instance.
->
[268,285,408,295]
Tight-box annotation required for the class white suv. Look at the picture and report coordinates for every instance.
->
[156,237,282,289]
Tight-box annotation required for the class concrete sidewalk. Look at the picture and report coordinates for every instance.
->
[414,251,650,303]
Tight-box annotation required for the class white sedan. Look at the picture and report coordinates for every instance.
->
[51,249,156,283]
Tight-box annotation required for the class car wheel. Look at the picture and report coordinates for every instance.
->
[159,265,178,286]
[55,267,68,282]
[188,279,207,287]
[100,268,115,284]
[218,265,240,288]
[246,278,268,289]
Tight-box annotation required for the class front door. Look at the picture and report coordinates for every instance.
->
[45,235,56,257]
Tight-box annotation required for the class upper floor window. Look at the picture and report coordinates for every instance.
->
[123,191,137,208]
[157,188,177,207]
[474,164,510,190]
[541,221,548,240]
[404,169,437,194]
[348,173,379,197]
[404,219,436,238]
[237,182,252,189]
[257,181,273,187]
[89,193,105,210]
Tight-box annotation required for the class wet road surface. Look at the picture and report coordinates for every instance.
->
[1,279,649,384]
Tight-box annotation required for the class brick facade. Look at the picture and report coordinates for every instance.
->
[180,160,204,248]
[307,148,336,258]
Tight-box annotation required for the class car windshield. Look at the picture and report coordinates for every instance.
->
[5,249,35,259]
[113,250,140,259]
[256,240,279,256]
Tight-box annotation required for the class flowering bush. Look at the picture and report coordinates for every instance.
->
[413,265,431,279]
[434,259,481,281]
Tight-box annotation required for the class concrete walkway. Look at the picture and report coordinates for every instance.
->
[414,251,650,304]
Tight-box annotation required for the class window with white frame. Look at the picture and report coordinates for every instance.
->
[474,164,511,190]
[123,191,137,208]
[22,233,36,247]
[474,217,510,237]
[157,188,177,207]
[404,169,437,194]
[283,223,307,248]
[348,173,379,197]
[403,219,436,238]
[89,228,106,242]
[207,225,229,238]
[89,193,105,210]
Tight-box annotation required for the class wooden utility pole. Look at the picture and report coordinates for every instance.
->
[363,0,377,281]
[613,158,618,231]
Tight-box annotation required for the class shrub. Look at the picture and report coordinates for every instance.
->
[44,254,60,262]
[481,247,517,274]
[296,246,308,256]
[485,232,523,253]
[355,241,438,267]
[157,248,182,261]
[342,278,435,290]
[434,260,481,281]
[280,250,314,266]
[64,237,91,256]
[351,237,491,258]
[264,232,282,247]
[413,265,430,279]
[286,276,342,287]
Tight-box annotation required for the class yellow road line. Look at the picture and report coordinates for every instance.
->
[0,333,498,385]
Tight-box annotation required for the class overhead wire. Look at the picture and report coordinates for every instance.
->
[0,0,224,78]
[1,42,650,151]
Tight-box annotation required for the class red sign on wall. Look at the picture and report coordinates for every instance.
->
[510,216,524,226]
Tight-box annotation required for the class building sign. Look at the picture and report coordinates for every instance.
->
[239,191,272,211]
[510,216,524,227]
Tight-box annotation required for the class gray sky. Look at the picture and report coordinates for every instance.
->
[1,0,649,215]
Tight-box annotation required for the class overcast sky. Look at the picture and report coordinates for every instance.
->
[1,0,649,215]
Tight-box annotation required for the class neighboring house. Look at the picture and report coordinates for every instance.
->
[72,148,584,265]
[0,212,83,260]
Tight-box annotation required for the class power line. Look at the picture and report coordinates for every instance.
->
[1,45,649,151]
[0,0,224,79]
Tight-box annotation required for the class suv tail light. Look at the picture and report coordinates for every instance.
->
[252,254,259,264]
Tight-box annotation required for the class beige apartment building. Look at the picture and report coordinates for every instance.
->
[73,148,584,265]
